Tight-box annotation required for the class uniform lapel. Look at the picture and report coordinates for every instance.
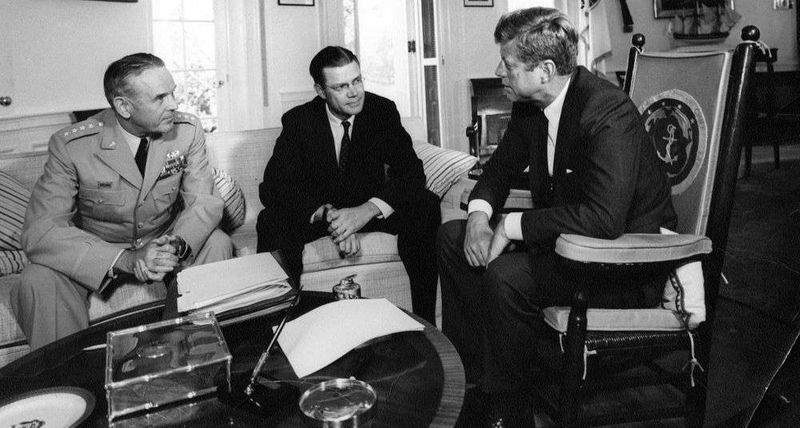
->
[96,115,143,188]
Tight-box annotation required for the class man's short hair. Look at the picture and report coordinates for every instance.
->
[309,46,360,86]
[103,53,166,107]
[494,7,578,76]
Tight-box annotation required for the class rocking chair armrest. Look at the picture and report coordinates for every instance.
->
[555,233,712,266]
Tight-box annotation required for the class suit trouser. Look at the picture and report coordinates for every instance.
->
[11,229,233,351]
[257,190,441,324]
[436,220,665,394]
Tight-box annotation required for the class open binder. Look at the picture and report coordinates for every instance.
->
[176,252,298,325]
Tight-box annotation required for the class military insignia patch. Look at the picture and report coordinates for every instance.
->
[639,89,707,195]
[158,152,187,179]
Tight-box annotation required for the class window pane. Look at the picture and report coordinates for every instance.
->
[153,22,186,69]
[174,70,218,130]
[153,0,182,20]
[184,22,215,70]
[183,0,214,21]
[343,0,356,53]
[421,0,436,58]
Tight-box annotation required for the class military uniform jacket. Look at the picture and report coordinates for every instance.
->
[22,108,223,292]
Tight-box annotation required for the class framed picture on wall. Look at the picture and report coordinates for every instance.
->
[464,0,493,7]
[654,0,734,19]
[278,0,314,6]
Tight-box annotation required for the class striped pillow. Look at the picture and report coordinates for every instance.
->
[0,250,28,276]
[413,142,477,198]
[0,171,30,251]
[212,167,246,233]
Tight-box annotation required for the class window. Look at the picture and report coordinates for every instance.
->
[152,0,219,132]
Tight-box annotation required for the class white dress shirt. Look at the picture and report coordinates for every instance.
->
[324,104,393,219]
[468,77,571,241]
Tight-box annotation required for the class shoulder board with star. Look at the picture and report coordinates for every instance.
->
[59,117,105,143]
[173,111,201,127]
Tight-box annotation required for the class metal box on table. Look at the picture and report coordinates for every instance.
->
[104,312,232,422]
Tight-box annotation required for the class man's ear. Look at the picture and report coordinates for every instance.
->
[113,97,132,119]
[540,60,557,83]
[314,84,327,100]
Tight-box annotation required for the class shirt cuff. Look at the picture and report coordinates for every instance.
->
[467,199,493,219]
[368,197,394,219]
[504,212,523,241]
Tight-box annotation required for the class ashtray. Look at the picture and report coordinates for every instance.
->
[298,378,376,426]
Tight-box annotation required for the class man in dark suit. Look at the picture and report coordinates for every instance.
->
[437,8,677,426]
[257,46,440,323]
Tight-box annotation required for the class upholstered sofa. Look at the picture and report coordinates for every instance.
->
[0,128,475,368]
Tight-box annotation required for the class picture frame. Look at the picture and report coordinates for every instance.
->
[278,0,314,6]
[464,0,493,7]
[654,0,734,19]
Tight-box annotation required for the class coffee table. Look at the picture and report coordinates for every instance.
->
[0,291,464,427]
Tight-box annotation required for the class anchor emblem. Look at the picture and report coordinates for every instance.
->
[658,124,679,165]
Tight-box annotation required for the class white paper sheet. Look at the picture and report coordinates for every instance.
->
[277,299,425,378]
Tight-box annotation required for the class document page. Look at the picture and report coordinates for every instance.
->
[177,252,290,313]
[277,299,425,378]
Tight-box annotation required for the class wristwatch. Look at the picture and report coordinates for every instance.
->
[173,236,192,261]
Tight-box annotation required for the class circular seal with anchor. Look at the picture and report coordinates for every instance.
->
[639,89,707,195]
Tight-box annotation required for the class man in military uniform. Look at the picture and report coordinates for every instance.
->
[11,53,232,350]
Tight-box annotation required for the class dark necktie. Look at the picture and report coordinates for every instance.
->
[135,137,148,176]
[339,121,351,170]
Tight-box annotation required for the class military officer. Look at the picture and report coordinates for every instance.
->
[11,53,233,350]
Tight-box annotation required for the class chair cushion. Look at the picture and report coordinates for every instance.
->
[547,228,707,332]
[659,228,705,327]
[543,307,686,332]
[413,141,477,198]
[212,167,246,233]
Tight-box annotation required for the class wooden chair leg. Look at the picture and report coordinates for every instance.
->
[559,291,589,426]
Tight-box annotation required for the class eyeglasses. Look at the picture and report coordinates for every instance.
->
[324,77,365,93]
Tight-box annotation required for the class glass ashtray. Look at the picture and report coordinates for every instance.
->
[298,378,376,424]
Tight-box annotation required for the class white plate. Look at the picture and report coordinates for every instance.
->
[0,387,95,428]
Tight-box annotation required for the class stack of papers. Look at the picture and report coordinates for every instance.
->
[277,299,425,378]
[177,253,296,324]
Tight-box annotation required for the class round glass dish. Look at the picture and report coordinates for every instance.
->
[298,378,376,424]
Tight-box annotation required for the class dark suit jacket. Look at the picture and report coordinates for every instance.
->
[259,92,426,231]
[470,67,677,249]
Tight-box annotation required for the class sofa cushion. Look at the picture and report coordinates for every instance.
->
[413,142,477,198]
[0,250,28,276]
[303,232,401,272]
[0,274,24,347]
[0,171,29,251]
[212,167,246,233]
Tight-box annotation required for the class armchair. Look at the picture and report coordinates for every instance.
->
[532,27,760,426]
